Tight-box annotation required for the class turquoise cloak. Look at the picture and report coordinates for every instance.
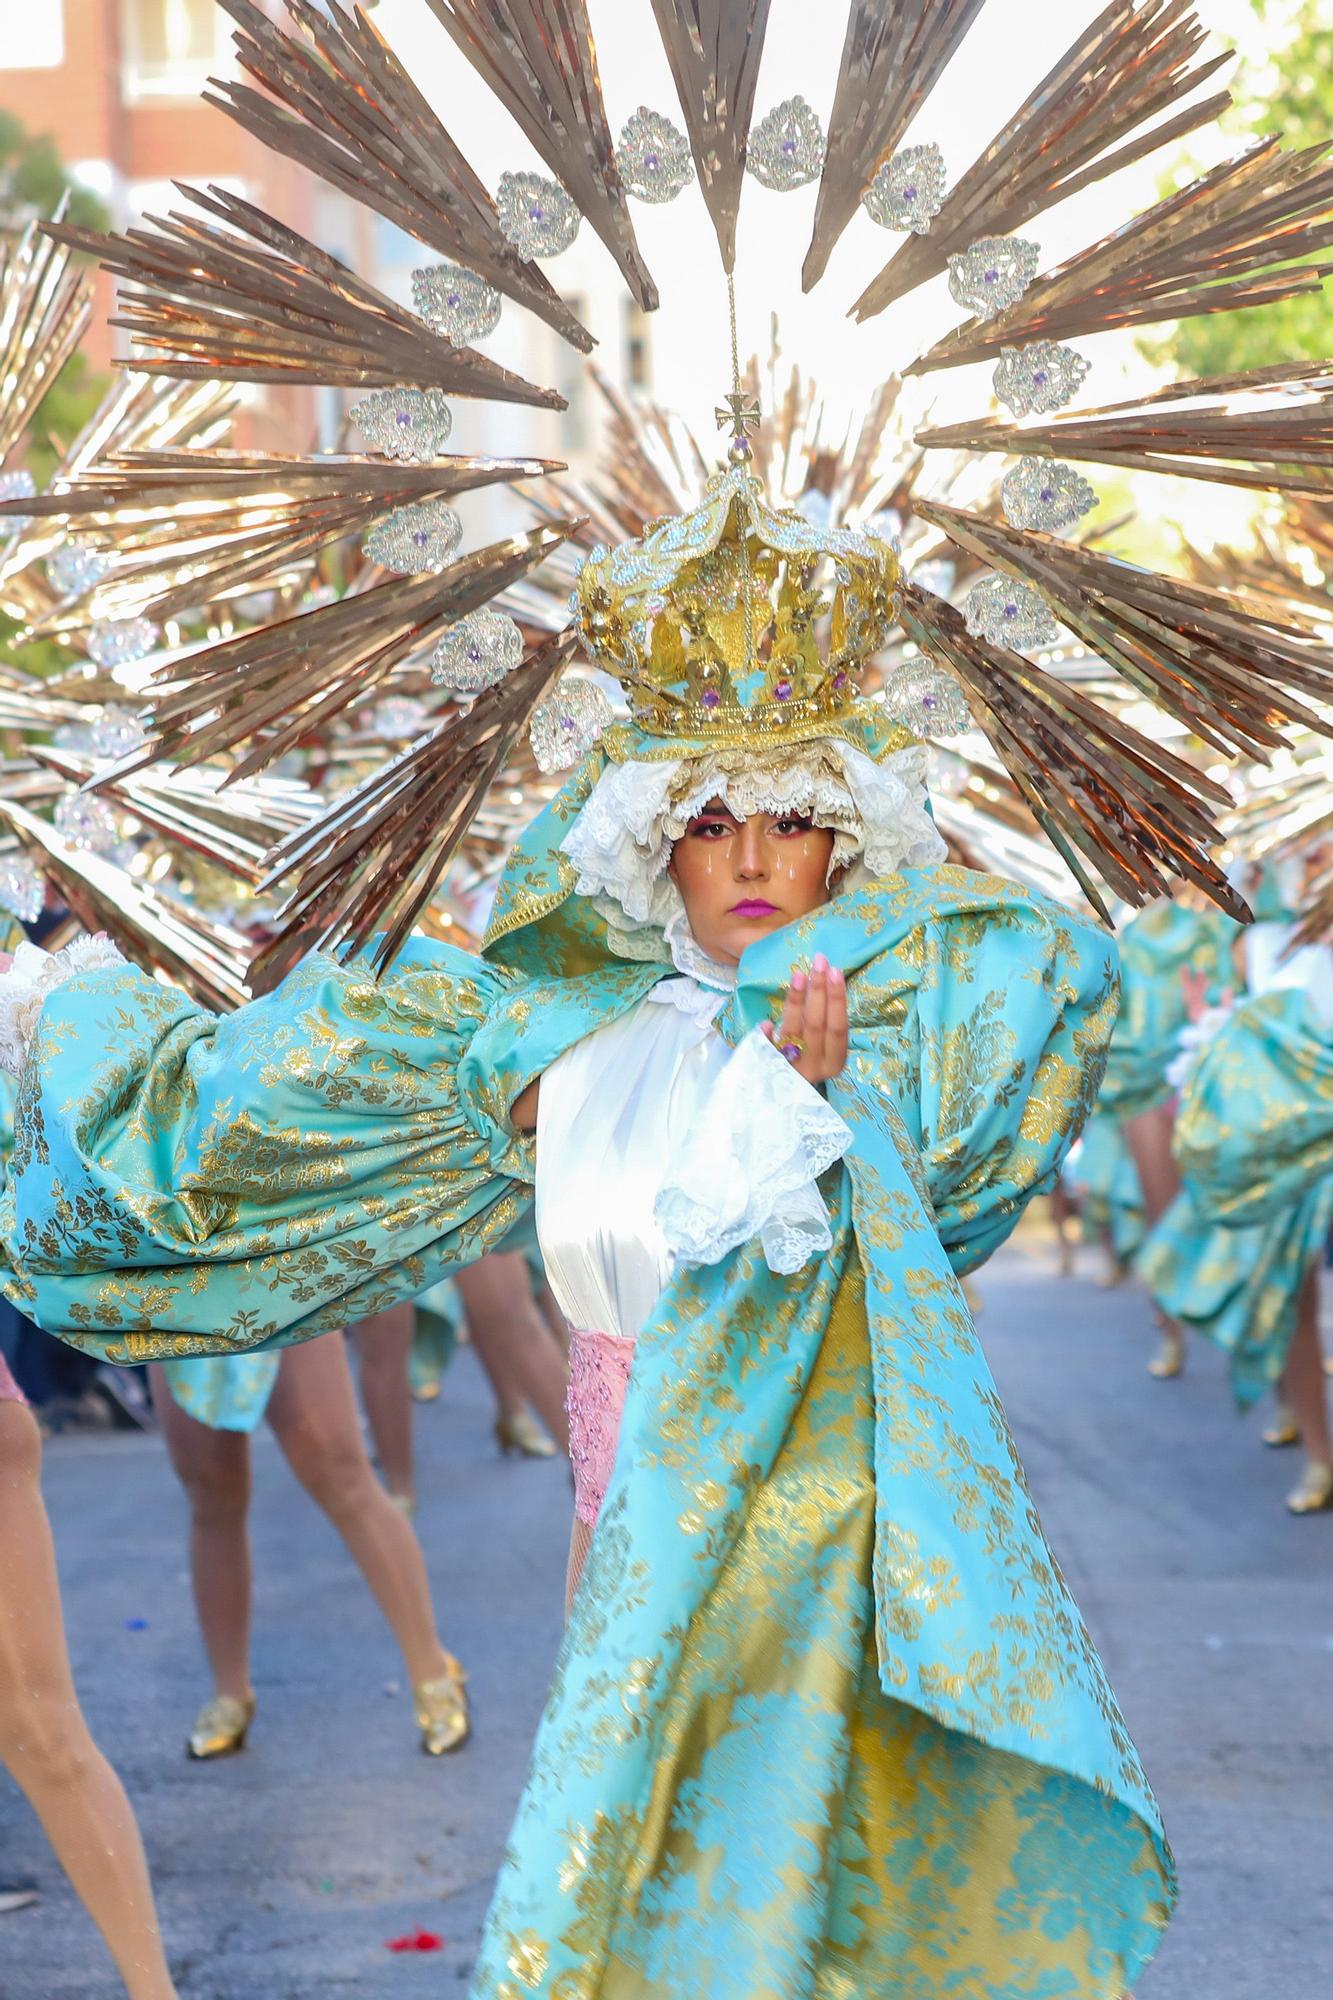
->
[1096,900,1237,1122]
[1141,988,1333,1401]
[0,745,1174,1997]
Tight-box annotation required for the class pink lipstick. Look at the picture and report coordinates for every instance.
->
[730,899,778,917]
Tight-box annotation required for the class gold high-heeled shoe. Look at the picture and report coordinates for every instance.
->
[495,1409,556,1459]
[1286,1461,1333,1516]
[187,1692,255,1761]
[1147,1322,1185,1380]
[415,1654,470,1755]
[1262,1405,1300,1449]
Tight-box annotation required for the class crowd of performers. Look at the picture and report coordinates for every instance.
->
[1067,850,1333,1516]
[0,1213,569,1998]
[9,836,1333,1997]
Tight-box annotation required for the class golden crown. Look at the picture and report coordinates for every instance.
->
[574,463,902,745]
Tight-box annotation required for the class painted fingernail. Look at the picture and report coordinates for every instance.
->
[830,966,844,985]
[791,969,807,991]
[812,952,828,973]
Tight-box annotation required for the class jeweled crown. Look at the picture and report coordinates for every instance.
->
[574,463,901,743]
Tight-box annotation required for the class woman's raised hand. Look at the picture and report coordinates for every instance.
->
[760,953,849,1085]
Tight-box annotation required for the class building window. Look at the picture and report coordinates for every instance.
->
[623,302,652,391]
[0,9,65,67]
[122,0,229,99]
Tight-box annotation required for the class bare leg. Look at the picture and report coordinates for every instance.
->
[0,1402,179,2000]
[1124,1102,1187,1377]
[351,1305,416,1508]
[457,1253,570,1455]
[265,1334,450,1687]
[1286,1268,1333,1512]
[149,1367,253,1704]
[1123,1101,1182,1228]
[1048,1180,1078,1277]
[535,1276,570,1357]
[1263,1348,1301,1449]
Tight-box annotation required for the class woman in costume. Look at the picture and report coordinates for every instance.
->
[1094,898,1239,1377]
[0,1351,179,1998]
[148,1327,469,1760]
[0,475,1176,1998]
[1139,894,1333,1513]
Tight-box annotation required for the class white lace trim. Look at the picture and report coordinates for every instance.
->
[644,975,728,1024]
[561,740,945,961]
[0,935,126,1077]
[654,1027,852,1276]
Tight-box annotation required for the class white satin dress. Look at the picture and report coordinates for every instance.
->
[534,977,851,1527]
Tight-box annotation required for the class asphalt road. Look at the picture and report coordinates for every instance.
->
[2,1228,1330,1997]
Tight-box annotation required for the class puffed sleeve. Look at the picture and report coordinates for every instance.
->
[1173,987,1333,1225]
[0,936,540,1361]
[888,894,1120,1273]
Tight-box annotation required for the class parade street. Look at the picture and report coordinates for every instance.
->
[3,1231,1330,2000]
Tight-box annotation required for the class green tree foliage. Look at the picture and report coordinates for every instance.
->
[1159,0,1333,379]
[0,114,113,673]
[0,108,110,486]
[0,109,109,235]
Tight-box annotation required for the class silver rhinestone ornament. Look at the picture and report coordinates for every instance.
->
[883,661,972,738]
[747,97,826,191]
[90,706,148,759]
[964,576,1059,652]
[0,854,44,924]
[908,557,956,600]
[1001,457,1097,535]
[863,143,947,234]
[530,678,614,774]
[54,793,121,854]
[351,388,453,461]
[947,236,1040,320]
[87,616,160,668]
[993,341,1090,418]
[367,696,430,739]
[363,500,463,575]
[497,172,579,259]
[617,107,693,203]
[431,609,524,694]
[0,470,36,535]
[48,542,111,598]
[411,263,501,346]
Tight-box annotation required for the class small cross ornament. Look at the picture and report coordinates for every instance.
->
[714,389,762,442]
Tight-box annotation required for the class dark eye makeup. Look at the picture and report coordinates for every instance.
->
[685,811,817,839]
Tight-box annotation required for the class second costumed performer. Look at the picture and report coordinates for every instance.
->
[0,469,1174,1995]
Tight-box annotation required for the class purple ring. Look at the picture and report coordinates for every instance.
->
[780,1042,802,1064]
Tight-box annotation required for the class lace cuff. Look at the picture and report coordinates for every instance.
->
[655,1029,852,1276]
[1165,1001,1234,1095]
[0,936,127,1077]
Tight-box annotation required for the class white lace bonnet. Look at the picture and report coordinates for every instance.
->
[559,734,946,973]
